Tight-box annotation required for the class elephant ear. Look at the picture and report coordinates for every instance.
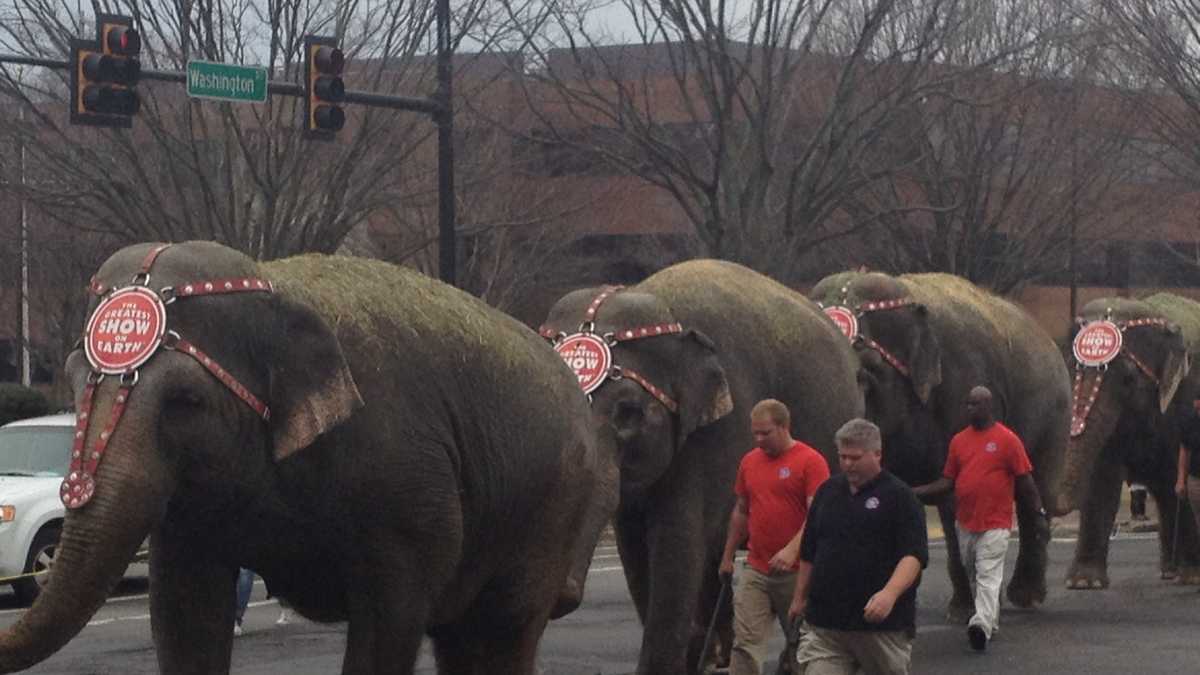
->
[266,295,364,461]
[906,304,942,406]
[1158,326,1189,414]
[675,329,733,448]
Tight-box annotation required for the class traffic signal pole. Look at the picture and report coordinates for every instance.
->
[435,0,456,287]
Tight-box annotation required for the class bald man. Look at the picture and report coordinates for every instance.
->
[914,386,1049,653]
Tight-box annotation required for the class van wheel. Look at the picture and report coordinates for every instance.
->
[14,526,60,606]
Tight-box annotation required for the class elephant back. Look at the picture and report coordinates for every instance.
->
[261,254,579,398]
[1142,293,1200,356]
[638,259,852,362]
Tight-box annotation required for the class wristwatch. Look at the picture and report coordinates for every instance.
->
[1037,507,1050,521]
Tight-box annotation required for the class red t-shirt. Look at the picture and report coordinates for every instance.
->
[735,441,831,574]
[944,422,1034,532]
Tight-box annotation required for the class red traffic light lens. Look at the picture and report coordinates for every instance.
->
[314,46,344,75]
[106,26,141,55]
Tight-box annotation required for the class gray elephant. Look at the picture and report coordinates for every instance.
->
[809,271,1070,614]
[0,241,618,674]
[540,260,863,675]
[1057,294,1200,589]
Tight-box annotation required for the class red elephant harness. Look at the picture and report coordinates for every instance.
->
[63,244,273,509]
[1069,317,1169,438]
[819,296,916,378]
[538,285,683,413]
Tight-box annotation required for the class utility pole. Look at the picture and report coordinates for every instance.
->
[18,74,31,387]
[435,0,456,286]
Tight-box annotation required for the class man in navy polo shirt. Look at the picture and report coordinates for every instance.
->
[789,418,928,675]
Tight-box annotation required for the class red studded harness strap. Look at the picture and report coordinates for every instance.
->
[1069,316,1169,437]
[62,244,273,509]
[820,295,916,378]
[539,286,682,413]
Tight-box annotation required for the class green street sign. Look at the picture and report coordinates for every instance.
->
[186,60,268,103]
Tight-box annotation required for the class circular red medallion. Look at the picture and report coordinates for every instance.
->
[823,306,859,340]
[60,471,96,509]
[84,286,167,375]
[554,333,613,395]
[1073,321,1123,367]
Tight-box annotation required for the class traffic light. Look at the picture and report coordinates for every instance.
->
[304,35,345,139]
[70,14,141,127]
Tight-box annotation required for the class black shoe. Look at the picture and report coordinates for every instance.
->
[967,624,988,652]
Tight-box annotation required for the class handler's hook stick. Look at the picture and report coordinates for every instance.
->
[697,574,732,675]
[1172,494,1183,574]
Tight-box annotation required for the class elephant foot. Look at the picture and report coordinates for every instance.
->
[1065,562,1109,590]
[1006,577,1047,608]
[945,597,973,624]
[1174,566,1200,585]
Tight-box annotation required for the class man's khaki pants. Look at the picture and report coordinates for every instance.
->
[956,524,1010,639]
[729,564,797,675]
[795,625,912,675]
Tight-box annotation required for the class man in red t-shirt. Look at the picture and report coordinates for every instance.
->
[914,386,1049,653]
[719,399,831,675]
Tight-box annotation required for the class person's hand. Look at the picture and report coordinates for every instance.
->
[788,595,807,623]
[1035,510,1052,545]
[769,544,799,574]
[1177,480,1188,499]
[863,589,897,623]
[719,557,734,582]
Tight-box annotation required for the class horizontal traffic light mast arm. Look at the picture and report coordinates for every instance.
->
[0,53,445,117]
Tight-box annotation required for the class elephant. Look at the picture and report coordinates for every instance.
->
[0,241,619,675]
[540,260,864,675]
[809,271,1070,615]
[1057,294,1200,589]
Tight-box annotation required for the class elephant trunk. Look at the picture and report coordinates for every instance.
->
[1055,382,1122,517]
[0,434,167,672]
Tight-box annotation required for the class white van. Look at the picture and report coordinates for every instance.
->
[0,413,74,604]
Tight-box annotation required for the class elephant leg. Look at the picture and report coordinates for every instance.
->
[1147,481,1200,584]
[148,530,238,674]
[1007,492,1049,607]
[431,612,550,675]
[1066,458,1123,589]
[615,509,651,624]
[690,552,732,673]
[635,501,707,675]
[342,546,434,675]
[937,500,973,622]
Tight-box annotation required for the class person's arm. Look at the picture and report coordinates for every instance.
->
[1178,445,1191,498]
[769,497,814,573]
[863,556,923,623]
[788,559,814,621]
[719,496,749,579]
[912,476,953,503]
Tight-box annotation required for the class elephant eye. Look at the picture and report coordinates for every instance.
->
[165,389,205,409]
[612,399,645,430]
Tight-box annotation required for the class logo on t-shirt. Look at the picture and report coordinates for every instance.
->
[865,496,880,510]
[985,441,998,453]
[779,467,791,479]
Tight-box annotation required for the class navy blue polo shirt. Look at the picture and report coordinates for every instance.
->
[800,470,929,634]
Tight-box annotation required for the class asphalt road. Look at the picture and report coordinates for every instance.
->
[1,533,1198,674]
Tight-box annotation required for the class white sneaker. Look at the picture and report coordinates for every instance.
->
[233,622,243,637]
[276,609,290,625]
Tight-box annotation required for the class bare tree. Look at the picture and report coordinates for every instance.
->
[0,0,492,260]
[842,0,1160,293]
[480,0,1043,284]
